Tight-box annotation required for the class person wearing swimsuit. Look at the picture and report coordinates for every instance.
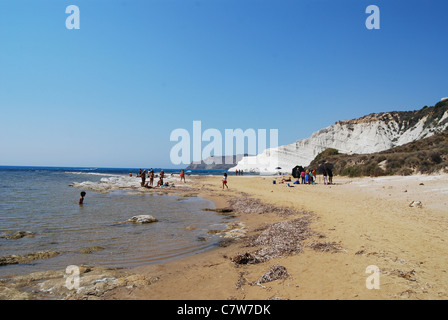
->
[222,173,228,189]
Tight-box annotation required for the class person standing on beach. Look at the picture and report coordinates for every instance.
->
[301,170,305,184]
[222,173,228,189]
[78,191,86,205]
[180,170,186,183]
[328,169,333,184]
[157,175,164,187]
[149,170,154,186]
[140,169,147,187]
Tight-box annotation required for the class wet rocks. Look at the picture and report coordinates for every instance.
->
[126,215,158,224]
[207,221,247,239]
[1,231,35,240]
[0,250,60,266]
[77,246,105,254]
[202,207,236,218]
[202,207,233,213]
[0,265,157,300]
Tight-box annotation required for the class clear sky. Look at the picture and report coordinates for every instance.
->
[1,0,447,168]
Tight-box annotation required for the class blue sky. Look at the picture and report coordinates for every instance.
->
[0,0,447,168]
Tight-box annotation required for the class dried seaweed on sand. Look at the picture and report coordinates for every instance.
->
[306,241,345,253]
[391,269,417,282]
[235,266,290,290]
[232,218,312,264]
[227,194,309,217]
[235,271,249,289]
[231,252,260,265]
[254,265,290,285]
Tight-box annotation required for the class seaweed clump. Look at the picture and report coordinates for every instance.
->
[231,217,312,265]
[228,194,311,217]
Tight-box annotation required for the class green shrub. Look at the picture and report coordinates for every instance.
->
[341,166,361,177]
[313,148,339,163]
[429,152,442,164]
[373,166,386,177]
[398,168,413,176]
[404,156,420,167]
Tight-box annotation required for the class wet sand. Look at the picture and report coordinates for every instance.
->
[1,173,447,300]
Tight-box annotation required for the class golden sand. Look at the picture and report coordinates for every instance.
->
[109,173,448,300]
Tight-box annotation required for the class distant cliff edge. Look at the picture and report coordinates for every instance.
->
[185,154,248,170]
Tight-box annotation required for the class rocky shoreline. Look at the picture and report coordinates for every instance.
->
[0,265,156,300]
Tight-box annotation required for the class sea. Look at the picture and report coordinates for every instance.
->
[0,166,236,278]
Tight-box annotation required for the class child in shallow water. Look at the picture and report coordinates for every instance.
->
[79,191,86,205]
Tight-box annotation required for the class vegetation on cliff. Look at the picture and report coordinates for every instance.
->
[308,129,448,177]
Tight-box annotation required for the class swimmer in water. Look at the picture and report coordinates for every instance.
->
[79,191,86,205]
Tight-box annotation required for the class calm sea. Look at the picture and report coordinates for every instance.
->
[0,166,231,278]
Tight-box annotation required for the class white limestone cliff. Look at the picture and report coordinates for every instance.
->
[230,106,448,174]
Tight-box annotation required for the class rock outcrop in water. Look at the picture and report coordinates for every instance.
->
[0,231,35,240]
[126,215,158,224]
[0,251,60,266]
[230,101,448,173]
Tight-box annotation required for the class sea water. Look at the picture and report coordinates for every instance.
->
[0,167,229,278]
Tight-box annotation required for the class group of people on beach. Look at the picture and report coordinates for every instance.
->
[305,168,333,185]
[78,168,176,205]
[134,168,188,188]
[281,168,333,185]
[136,168,168,188]
[301,169,318,185]
[235,169,244,176]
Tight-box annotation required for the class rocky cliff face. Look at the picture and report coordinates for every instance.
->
[230,101,448,173]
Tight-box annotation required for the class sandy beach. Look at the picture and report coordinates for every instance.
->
[1,173,447,300]
[106,173,448,300]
